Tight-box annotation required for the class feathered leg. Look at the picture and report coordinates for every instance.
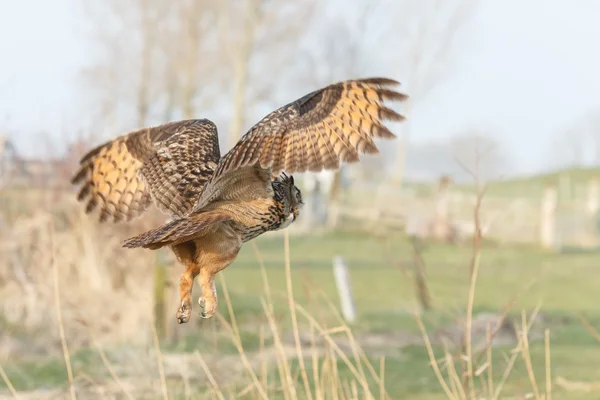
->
[195,233,242,319]
[197,268,219,318]
[171,227,242,322]
[176,263,199,323]
[171,242,200,324]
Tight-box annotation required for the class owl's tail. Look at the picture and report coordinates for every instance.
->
[122,211,232,250]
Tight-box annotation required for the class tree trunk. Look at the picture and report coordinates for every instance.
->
[228,0,261,147]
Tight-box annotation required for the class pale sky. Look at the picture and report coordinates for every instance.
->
[1,0,599,176]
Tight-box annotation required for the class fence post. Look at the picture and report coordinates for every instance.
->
[539,184,557,249]
[326,171,342,230]
[332,256,356,323]
[432,175,452,241]
[586,178,599,216]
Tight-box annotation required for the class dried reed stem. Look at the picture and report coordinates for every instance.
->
[317,289,389,399]
[194,351,225,400]
[493,306,541,400]
[463,187,485,399]
[520,311,541,400]
[378,357,385,400]
[545,328,552,400]
[50,222,76,400]
[311,325,323,400]
[578,314,600,342]
[473,277,539,368]
[151,322,169,400]
[296,303,375,399]
[414,312,457,400]
[0,364,19,399]
[218,275,269,400]
[445,351,466,400]
[486,324,494,398]
[253,242,295,400]
[259,297,295,400]
[92,340,135,400]
[283,230,313,400]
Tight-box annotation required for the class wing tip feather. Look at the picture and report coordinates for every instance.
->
[374,125,397,139]
[377,89,409,102]
[359,77,400,87]
[379,107,406,122]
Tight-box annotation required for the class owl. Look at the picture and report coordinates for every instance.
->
[71,78,407,323]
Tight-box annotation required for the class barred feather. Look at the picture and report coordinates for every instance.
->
[122,211,231,249]
[207,77,407,188]
[71,119,221,222]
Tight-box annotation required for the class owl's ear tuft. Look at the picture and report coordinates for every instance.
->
[290,176,294,185]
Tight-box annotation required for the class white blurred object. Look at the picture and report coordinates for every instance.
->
[303,169,336,193]
[333,256,356,323]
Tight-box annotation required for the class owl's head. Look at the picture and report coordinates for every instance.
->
[272,172,303,220]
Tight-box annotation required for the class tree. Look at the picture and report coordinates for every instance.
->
[547,110,600,170]
[292,0,386,229]
[389,0,481,181]
[450,130,510,182]
[218,0,316,148]
[79,0,173,131]
[0,135,16,190]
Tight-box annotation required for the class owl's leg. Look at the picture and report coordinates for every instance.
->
[172,242,201,324]
[197,268,219,319]
[176,262,200,324]
[196,247,241,319]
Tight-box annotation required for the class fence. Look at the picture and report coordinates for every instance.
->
[336,178,600,249]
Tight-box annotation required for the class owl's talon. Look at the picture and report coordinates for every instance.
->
[176,300,191,324]
[198,296,216,319]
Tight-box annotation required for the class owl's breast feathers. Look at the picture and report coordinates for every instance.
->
[222,197,292,243]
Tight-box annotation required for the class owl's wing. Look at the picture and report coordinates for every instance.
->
[203,78,406,195]
[71,119,221,222]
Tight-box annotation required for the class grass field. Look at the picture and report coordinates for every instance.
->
[405,166,600,198]
[3,229,600,399]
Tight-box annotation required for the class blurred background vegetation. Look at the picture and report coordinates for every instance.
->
[2,0,600,399]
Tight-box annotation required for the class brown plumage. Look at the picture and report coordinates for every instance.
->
[72,119,220,222]
[71,77,407,323]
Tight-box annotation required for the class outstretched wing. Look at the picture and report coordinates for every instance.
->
[71,119,221,222]
[208,78,407,187]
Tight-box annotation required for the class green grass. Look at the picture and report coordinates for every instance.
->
[225,232,600,317]
[397,166,600,200]
[3,230,600,398]
[455,166,600,198]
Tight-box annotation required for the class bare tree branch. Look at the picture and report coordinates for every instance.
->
[391,0,480,180]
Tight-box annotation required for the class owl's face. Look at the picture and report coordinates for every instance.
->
[273,173,304,221]
[290,183,303,220]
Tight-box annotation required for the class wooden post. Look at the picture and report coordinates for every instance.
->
[559,173,572,204]
[332,256,356,323]
[326,170,342,230]
[432,175,452,241]
[586,178,599,215]
[539,184,557,249]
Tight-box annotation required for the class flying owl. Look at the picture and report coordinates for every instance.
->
[71,78,407,323]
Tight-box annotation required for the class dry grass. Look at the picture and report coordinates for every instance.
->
[0,188,392,398]
[2,185,600,399]
[1,192,157,348]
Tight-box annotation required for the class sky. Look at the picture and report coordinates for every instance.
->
[1,0,600,176]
